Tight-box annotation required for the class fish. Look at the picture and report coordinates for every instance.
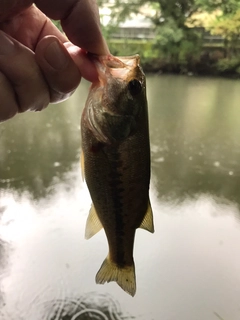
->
[81,54,154,297]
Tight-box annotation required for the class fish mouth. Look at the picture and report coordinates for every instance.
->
[89,54,141,85]
[104,55,140,69]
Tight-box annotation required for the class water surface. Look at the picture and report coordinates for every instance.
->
[0,75,240,320]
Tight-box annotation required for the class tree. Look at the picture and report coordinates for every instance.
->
[154,18,184,62]
[195,0,240,15]
[209,9,240,58]
[98,0,198,29]
[98,0,240,29]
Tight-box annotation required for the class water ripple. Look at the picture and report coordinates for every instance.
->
[42,293,132,320]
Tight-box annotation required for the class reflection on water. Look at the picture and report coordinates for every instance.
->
[0,84,83,198]
[1,75,240,319]
[42,293,126,320]
[0,178,240,320]
[148,76,240,205]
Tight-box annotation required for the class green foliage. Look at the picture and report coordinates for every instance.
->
[101,24,118,41]
[155,18,184,47]
[153,18,202,63]
[98,0,240,31]
[98,0,198,28]
[209,9,240,57]
[178,34,202,61]
[107,39,157,59]
[210,10,240,40]
[153,18,183,62]
[155,0,197,27]
[51,19,63,32]
[195,0,240,15]
[215,57,240,73]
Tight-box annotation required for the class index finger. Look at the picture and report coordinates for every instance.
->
[35,0,109,55]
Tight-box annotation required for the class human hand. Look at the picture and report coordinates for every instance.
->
[0,0,109,122]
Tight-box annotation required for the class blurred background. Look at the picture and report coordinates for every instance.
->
[97,0,240,76]
[1,1,240,319]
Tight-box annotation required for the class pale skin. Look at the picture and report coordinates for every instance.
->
[0,0,109,122]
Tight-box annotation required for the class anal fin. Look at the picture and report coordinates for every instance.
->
[85,204,103,239]
[96,255,136,297]
[80,150,85,181]
[139,200,154,233]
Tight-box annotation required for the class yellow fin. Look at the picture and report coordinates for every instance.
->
[85,204,103,239]
[80,150,85,181]
[95,256,136,297]
[139,200,154,233]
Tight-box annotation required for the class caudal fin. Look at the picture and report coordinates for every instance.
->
[95,256,136,297]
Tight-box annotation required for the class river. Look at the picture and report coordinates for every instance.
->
[0,75,240,320]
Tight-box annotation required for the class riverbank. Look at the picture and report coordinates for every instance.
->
[142,57,240,78]
[109,39,240,79]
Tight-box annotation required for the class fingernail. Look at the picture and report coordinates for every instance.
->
[44,40,69,70]
[0,31,15,55]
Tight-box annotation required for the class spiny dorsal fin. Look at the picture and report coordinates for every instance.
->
[95,255,136,297]
[85,204,103,239]
[80,150,85,181]
[139,200,154,233]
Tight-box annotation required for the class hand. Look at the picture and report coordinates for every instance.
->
[0,0,109,122]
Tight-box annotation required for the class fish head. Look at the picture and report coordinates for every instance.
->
[97,55,146,116]
[83,55,147,144]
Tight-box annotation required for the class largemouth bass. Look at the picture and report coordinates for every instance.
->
[81,54,154,297]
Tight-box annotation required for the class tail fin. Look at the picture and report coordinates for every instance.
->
[95,256,136,297]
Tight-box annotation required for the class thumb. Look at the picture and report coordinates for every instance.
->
[35,36,81,102]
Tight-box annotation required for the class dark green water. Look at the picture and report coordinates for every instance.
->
[0,75,240,320]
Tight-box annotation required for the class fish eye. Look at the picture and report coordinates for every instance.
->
[128,79,142,96]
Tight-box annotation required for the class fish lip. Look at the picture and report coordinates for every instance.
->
[87,53,140,66]
[88,54,141,84]
[113,55,140,68]
[98,54,140,70]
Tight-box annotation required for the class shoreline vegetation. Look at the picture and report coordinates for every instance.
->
[108,39,240,78]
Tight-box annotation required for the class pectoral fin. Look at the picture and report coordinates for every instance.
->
[85,204,103,239]
[139,200,154,233]
[80,150,85,181]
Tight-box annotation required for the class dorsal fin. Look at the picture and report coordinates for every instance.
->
[139,200,154,233]
[85,204,103,239]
